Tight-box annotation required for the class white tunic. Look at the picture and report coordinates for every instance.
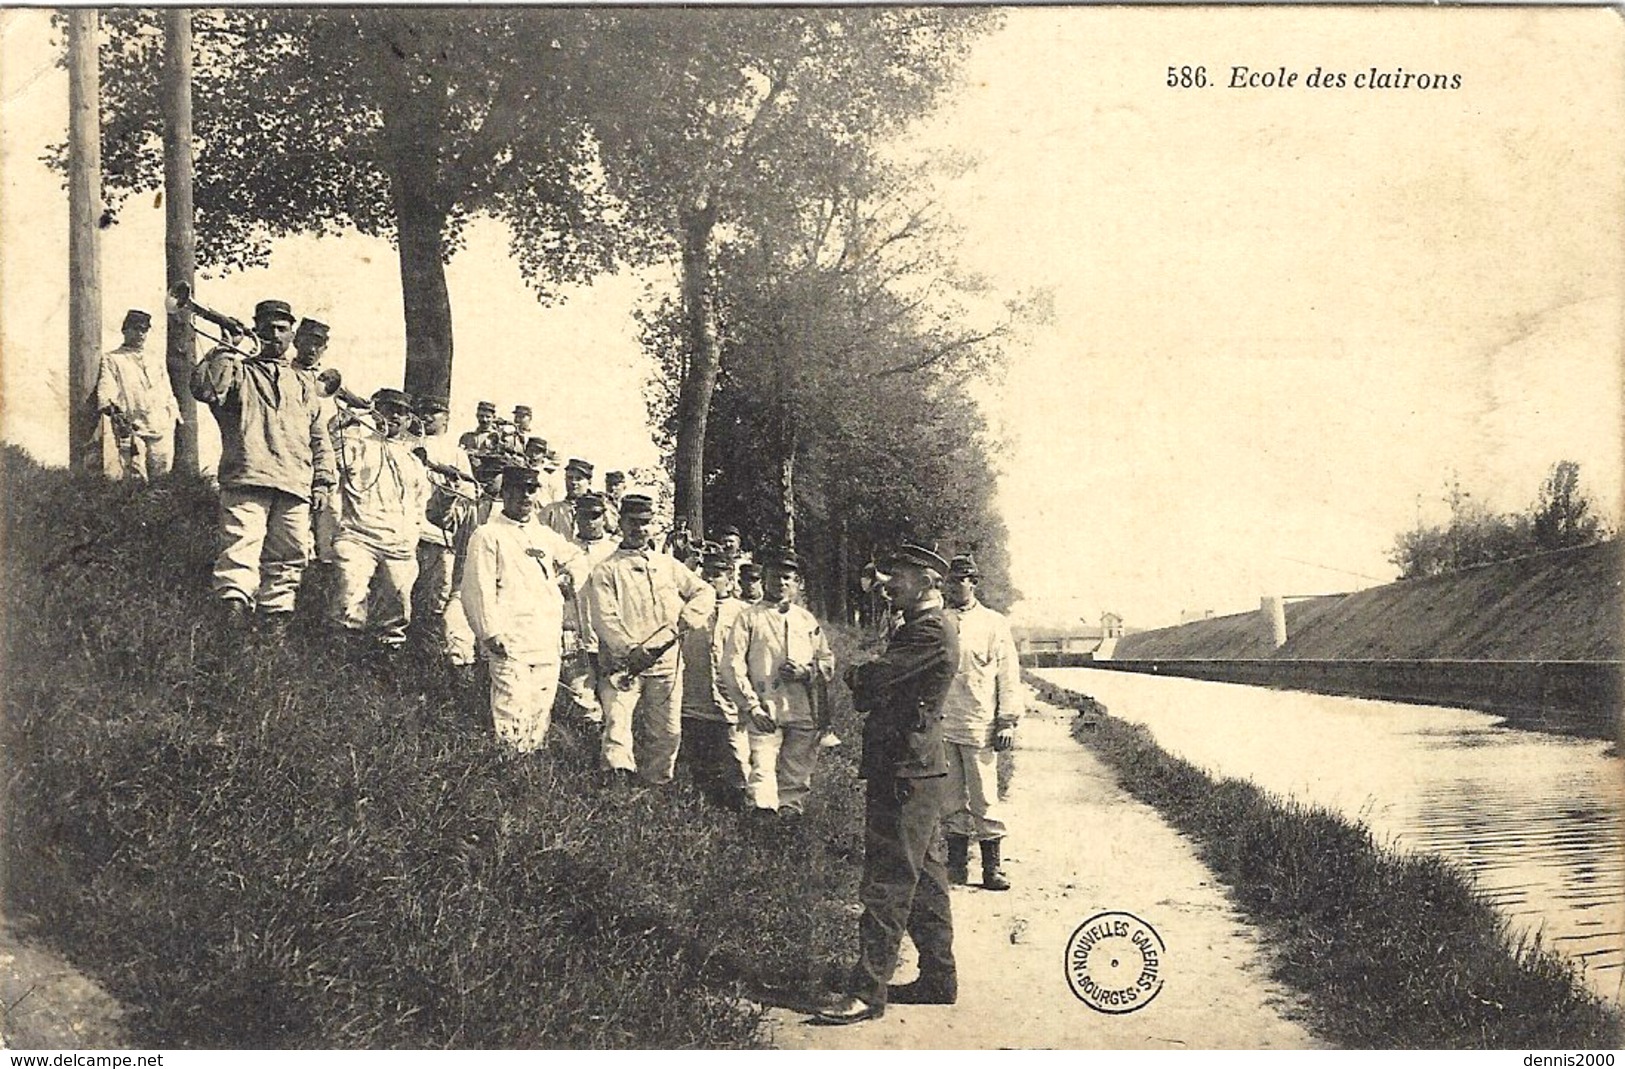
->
[721,601,835,728]
[942,599,1023,747]
[460,511,578,665]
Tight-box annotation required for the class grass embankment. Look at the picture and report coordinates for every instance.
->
[1,447,869,1048]
[1115,541,1623,661]
[1027,673,1623,1049]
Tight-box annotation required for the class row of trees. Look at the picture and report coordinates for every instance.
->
[1388,461,1613,579]
[78,8,1018,606]
[641,156,1035,617]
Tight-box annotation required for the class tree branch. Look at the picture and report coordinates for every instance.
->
[874,325,1005,377]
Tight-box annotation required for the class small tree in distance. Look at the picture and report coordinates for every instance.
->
[1532,459,1607,551]
[1388,461,1612,579]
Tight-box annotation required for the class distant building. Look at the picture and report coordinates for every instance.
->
[1013,613,1132,660]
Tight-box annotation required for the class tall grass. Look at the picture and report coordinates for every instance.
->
[1,447,867,1048]
[1028,673,1623,1049]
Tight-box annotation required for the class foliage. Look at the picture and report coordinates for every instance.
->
[1532,460,1607,551]
[1,446,884,1048]
[641,158,1030,616]
[588,8,1003,532]
[86,9,620,281]
[1030,674,1624,1050]
[76,9,645,398]
[1388,463,1612,579]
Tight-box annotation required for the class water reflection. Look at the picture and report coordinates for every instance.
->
[1038,668,1625,1002]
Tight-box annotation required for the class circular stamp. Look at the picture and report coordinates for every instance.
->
[1064,911,1165,1014]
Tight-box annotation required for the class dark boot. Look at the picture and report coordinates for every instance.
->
[220,597,254,634]
[946,835,971,886]
[888,973,958,1004]
[981,838,1011,891]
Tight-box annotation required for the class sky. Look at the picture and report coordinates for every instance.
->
[3,7,1621,629]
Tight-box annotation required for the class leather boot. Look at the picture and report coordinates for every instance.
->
[220,597,254,634]
[946,834,971,885]
[981,838,1011,891]
[888,973,958,1004]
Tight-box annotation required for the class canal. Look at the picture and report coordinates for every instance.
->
[1034,668,1624,1003]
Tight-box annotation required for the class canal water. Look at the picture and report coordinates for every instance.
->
[1035,668,1625,1002]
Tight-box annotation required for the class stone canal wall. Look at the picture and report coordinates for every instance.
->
[1023,655,1620,738]
[1025,541,1623,737]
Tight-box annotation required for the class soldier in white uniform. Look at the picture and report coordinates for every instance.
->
[559,492,619,724]
[461,464,580,753]
[585,493,716,786]
[410,395,478,668]
[678,544,751,808]
[97,309,180,482]
[721,551,835,816]
[328,388,430,649]
[941,553,1022,890]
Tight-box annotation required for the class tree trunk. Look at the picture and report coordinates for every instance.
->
[380,58,454,403]
[672,201,721,538]
[67,10,102,473]
[781,441,796,551]
[775,310,797,552]
[832,515,850,625]
[394,191,454,402]
[162,8,199,474]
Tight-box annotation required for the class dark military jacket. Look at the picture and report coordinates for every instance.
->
[850,592,960,780]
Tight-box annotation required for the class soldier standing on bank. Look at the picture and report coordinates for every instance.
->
[678,543,751,809]
[461,464,580,753]
[97,308,180,483]
[941,553,1022,890]
[817,543,960,1023]
[721,550,834,818]
[411,395,479,668]
[585,493,716,786]
[191,299,335,632]
[558,492,619,725]
[328,389,429,650]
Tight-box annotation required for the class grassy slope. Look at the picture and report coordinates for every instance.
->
[1,447,867,1048]
[1030,675,1623,1049]
[1115,542,1623,661]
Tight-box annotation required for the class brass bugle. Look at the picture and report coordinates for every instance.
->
[167,281,262,359]
[315,368,371,411]
[411,448,482,488]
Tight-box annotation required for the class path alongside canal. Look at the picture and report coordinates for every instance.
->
[766,692,1323,1050]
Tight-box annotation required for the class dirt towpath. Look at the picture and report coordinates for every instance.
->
[0,919,125,1050]
[766,691,1324,1050]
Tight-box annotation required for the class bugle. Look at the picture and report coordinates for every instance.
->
[166,282,262,359]
[315,368,371,411]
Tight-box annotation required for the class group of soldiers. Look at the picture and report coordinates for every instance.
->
[97,296,1026,1025]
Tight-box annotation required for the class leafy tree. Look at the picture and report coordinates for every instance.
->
[590,8,1001,536]
[1532,460,1607,550]
[641,158,1028,618]
[82,9,634,399]
[1389,463,1611,579]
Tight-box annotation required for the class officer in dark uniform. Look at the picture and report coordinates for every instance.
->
[816,543,960,1024]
